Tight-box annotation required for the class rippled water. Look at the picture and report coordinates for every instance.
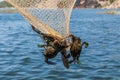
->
[0,9,120,80]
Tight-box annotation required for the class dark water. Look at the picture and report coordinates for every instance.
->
[0,9,120,80]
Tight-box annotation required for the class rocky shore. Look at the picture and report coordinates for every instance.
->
[103,0,120,9]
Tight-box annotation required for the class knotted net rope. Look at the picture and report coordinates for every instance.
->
[6,0,76,39]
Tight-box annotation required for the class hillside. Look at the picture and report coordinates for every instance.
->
[0,0,119,9]
[0,0,100,8]
[104,0,120,9]
[75,0,100,8]
[75,0,118,8]
[0,1,12,8]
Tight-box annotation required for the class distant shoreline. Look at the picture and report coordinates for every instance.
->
[0,7,17,13]
[0,7,120,15]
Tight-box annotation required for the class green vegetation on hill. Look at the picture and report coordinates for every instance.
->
[110,0,116,3]
[0,1,12,8]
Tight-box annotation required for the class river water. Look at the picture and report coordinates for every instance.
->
[0,9,120,80]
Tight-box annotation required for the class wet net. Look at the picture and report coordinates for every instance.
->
[6,0,76,39]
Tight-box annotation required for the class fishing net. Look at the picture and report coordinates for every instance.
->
[6,0,76,39]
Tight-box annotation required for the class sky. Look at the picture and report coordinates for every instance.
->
[0,0,4,2]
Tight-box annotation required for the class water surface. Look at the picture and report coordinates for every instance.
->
[0,9,120,80]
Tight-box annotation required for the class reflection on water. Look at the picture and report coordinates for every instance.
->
[0,9,120,80]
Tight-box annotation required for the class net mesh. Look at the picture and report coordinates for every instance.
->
[6,0,76,39]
